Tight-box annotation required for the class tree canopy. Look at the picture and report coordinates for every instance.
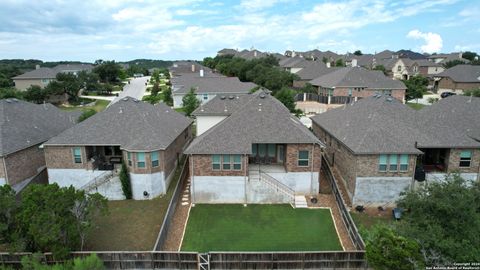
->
[93,61,121,83]
[402,75,428,101]
[353,50,363,56]
[442,59,466,69]
[182,88,200,117]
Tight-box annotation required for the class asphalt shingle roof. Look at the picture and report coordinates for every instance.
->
[185,92,322,154]
[13,64,93,79]
[192,94,254,116]
[172,74,257,95]
[436,65,480,83]
[295,64,338,80]
[45,97,192,151]
[310,67,406,89]
[0,99,78,156]
[311,95,480,154]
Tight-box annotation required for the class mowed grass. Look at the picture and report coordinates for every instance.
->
[181,205,342,252]
[406,102,426,110]
[58,99,110,113]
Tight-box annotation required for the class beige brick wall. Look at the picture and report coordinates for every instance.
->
[190,154,248,176]
[4,144,46,185]
[163,125,192,176]
[447,148,480,173]
[285,143,322,173]
[14,79,49,91]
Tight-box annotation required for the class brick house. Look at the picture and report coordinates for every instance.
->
[0,99,78,191]
[170,71,257,108]
[185,91,324,206]
[311,95,480,206]
[44,97,193,200]
[434,65,480,93]
[309,67,407,104]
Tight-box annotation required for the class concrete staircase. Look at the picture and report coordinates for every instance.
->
[80,170,116,193]
[294,195,308,208]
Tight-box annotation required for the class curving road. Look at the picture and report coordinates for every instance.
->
[110,76,151,105]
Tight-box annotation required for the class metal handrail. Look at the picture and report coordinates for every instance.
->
[80,170,114,192]
[259,170,295,200]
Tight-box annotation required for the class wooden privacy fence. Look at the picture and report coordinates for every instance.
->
[0,251,367,269]
[153,155,189,251]
[322,155,366,250]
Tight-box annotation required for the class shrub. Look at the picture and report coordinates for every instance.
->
[78,109,96,122]
[119,162,132,199]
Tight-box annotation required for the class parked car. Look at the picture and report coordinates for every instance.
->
[441,92,456,98]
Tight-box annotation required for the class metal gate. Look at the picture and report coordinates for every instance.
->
[198,253,209,270]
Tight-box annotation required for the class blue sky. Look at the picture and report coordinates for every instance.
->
[0,0,479,62]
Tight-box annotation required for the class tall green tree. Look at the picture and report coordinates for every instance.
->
[442,59,466,69]
[56,73,82,101]
[335,59,345,67]
[275,87,297,113]
[182,88,200,116]
[93,61,121,83]
[24,85,48,104]
[403,75,428,101]
[163,87,173,106]
[396,174,480,264]
[353,50,362,56]
[0,185,17,245]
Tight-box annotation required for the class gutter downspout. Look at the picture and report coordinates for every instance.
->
[411,155,418,191]
[190,154,195,205]
[2,157,9,185]
[244,154,247,206]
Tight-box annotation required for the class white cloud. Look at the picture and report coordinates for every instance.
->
[407,29,443,53]
[237,0,287,11]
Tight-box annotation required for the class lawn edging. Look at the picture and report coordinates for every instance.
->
[153,155,189,251]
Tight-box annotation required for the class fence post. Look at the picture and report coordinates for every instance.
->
[303,92,306,102]
[328,95,331,104]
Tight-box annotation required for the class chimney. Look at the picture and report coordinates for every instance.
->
[326,62,331,68]
[35,64,40,70]
[352,59,358,67]
[254,50,257,57]
[200,69,204,77]
[191,64,195,72]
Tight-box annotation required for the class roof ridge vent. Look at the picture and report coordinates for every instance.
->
[386,97,393,102]
[228,95,234,99]
[220,95,226,100]
[122,97,129,101]
[259,94,266,99]
[258,103,262,112]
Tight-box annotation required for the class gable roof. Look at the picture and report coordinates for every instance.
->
[13,64,93,80]
[310,67,406,89]
[295,64,338,80]
[0,99,78,156]
[436,65,480,83]
[172,75,257,95]
[311,96,424,154]
[311,95,480,154]
[45,97,192,151]
[185,92,322,154]
[414,59,441,67]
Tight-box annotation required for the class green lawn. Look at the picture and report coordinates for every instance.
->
[58,99,109,113]
[181,205,342,252]
[406,102,426,110]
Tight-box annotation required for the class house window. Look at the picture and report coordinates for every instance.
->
[397,65,402,71]
[203,94,208,101]
[298,150,309,167]
[127,152,132,166]
[389,155,398,171]
[379,154,387,172]
[233,155,242,170]
[258,144,266,156]
[223,155,231,170]
[212,155,221,170]
[459,150,472,167]
[151,151,159,167]
[348,88,353,96]
[73,147,82,163]
[268,144,276,158]
[136,152,145,168]
[400,154,409,171]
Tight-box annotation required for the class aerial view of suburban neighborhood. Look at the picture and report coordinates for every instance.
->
[0,1,479,269]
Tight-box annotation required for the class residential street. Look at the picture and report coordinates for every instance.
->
[110,76,151,105]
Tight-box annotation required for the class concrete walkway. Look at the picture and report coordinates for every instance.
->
[110,76,151,105]
[78,95,115,101]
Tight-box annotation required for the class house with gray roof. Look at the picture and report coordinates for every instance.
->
[44,97,193,200]
[0,98,78,191]
[434,65,480,93]
[184,90,324,206]
[13,64,93,91]
[310,67,407,103]
[311,95,480,206]
[171,71,257,108]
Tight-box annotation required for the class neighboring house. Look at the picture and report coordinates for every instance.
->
[13,64,93,90]
[345,54,374,68]
[217,48,238,56]
[44,97,193,200]
[391,58,417,80]
[310,67,407,103]
[311,95,480,206]
[184,91,324,205]
[414,59,444,77]
[0,98,78,191]
[169,61,211,77]
[293,64,338,88]
[171,71,257,108]
[434,65,480,93]
[427,52,469,64]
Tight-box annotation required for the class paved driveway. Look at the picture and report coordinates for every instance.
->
[110,76,151,105]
